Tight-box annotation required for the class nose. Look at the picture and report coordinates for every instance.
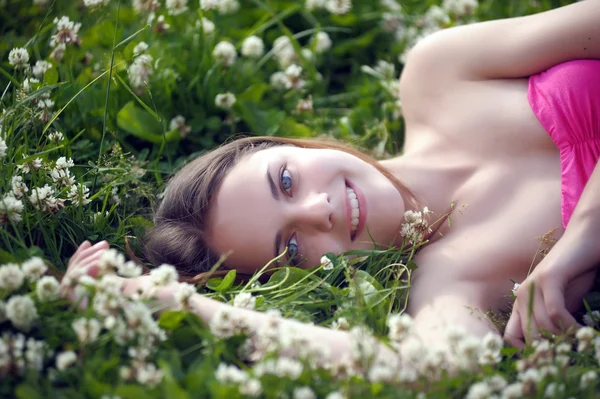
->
[286,192,333,232]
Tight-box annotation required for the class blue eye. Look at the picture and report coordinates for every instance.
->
[287,235,299,264]
[280,168,293,195]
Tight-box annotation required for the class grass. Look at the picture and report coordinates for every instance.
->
[2,0,600,398]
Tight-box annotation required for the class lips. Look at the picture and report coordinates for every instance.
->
[345,180,366,241]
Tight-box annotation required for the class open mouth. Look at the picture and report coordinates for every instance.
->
[345,180,365,241]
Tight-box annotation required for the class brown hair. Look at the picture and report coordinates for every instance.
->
[143,136,420,282]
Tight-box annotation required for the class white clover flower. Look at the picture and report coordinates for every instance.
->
[380,0,401,11]
[511,282,520,296]
[544,382,565,398]
[98,249,126,277]
[36,275,60,302]
[210,308,251,338]
[481,332,503,352]
[174,282,196,310]
[8,48,29,69]
[215,362,249,383]
[501,382,524,399]
[300,48,313,61]
[56,350,77,371]
[239,378,262,397]
[241,36,265,58]
[154,15,170,31]
[29,185,57,212]
[135,362,164,387]
[577,326,596,352]
[24,337,46,372]
[320,255,334,270]
[581,370,598,389]
[216,0,240,14]
[270,71,287,90]
[169,115,191,138]
[55,156,74,170]
[197,17,215,36]
[486,375,507,391]
[326,0,352,14]
[325,392,345,399]
[83,0,109,7]
[442,0,478,17]
[215,92,237,110]
[72,318,101,344]
[149,264,178,287]
[51,168,75,187]
[200,0,217,10]
[423,5,450,28]
[373,60,396,79]
[466,381,492,399]
[32,60,52,79]
[6,295,38,331]
[331,317,350,330]
[314,31,332,53]
[117,260,143,278]
[47,131,64,142]
[68,183,91,206]
[387,313,412,341]
[400,208,431,245]
[0,263,24,292]
[133,41,149,55]
[283,64,305,90]
[306,0,326,11]
[38,99,55,111]
[212,41,237,66]
[0,195,24,224]
[0,138,7,158]
[132,0,160,12]
[296,96,313,113]
[583,310,600,327]
[272,36,296,68]
[21,257,47,282]
[50,16,81,48]
[233,292,256,310]
[128,54,153,92]
[293,387,316,399]
[454,335,482,371]
[166,0,188,15]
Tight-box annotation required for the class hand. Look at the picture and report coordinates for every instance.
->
[60,240,111,305]
[504,236,598,347]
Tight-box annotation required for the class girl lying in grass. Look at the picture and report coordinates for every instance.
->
[62,0,600,363]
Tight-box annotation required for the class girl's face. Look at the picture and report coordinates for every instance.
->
[208,146,406,274]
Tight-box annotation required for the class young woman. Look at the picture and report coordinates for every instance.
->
[63,0,600,358]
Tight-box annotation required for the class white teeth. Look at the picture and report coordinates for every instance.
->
[347,186,360,233]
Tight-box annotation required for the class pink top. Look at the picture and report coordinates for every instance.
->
[528,60,600,228]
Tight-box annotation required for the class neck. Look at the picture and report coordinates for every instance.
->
[380,153,471,244]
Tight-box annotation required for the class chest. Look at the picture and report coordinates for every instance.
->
[407,79,567,312]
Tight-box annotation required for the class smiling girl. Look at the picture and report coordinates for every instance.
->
[63,0,600,358]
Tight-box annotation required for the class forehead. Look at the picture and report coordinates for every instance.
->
[208,147,283,271]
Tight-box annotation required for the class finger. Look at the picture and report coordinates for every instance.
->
[78,251,106,278]
[69,241,92,266]
[544,286,579,333]
[533,291,560,337]
[69,241,108,269]
[504,305,525,349]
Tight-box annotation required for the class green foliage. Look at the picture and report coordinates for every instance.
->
[2,0,598,398]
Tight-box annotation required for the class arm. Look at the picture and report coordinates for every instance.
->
[63,242,500,369]
[504,161,600,346]
[400,0,600,123]
[411,0,600,80]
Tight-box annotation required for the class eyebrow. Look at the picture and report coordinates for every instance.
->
[267,167,283,259]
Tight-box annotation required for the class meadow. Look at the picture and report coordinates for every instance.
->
[2,0,600,398]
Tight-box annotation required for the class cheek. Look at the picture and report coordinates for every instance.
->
[300,235,343,268]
